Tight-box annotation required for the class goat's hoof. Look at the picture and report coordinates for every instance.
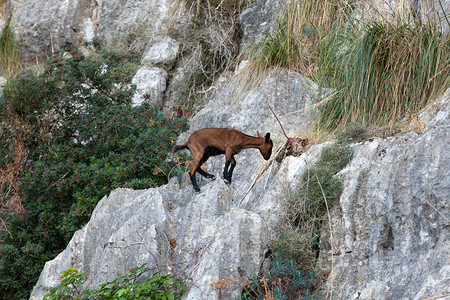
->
[223,178,231,185]
[208,175,216,180]
[193,187,201,193]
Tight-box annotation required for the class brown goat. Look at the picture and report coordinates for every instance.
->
[173,128,273,192]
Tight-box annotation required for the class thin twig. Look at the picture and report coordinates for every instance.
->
[262,88,289,139]
[422,293,450,300]
[43,172,69,192]
[315,173,334,300]
[426,200,450,223]
[0,218,13,239]
[238,141,286,205]
[438,0,450,28]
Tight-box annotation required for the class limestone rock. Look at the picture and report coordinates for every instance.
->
[96,0,171,42]
[142,36,180,66]
[318,92,450,300]
[165,48,204,109]
[131,67,168,107]
[239,0,287,49]
[8,0,175,63]
[182,68,317,142]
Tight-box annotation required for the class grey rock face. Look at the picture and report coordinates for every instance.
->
[183,68,317,142]
[318,92,450,299]
[96,0,171,42]
[165,48,204,108]
[11,0,94,62]
[142,36,180,66]
[9,0,174,63]
[131,67,168,107]
[239,0,288,48]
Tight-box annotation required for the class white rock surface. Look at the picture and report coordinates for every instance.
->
[131,67,168,107]
[142,36,180,65]
[9,0,175,62]
[318,92,450,300]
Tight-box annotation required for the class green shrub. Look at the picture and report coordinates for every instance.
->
[0,39,188,299]
[44,264,187,300]
[238,252,320,300]
[271,138,352,271]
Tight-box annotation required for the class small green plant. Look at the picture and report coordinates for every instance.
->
[44,264,187,300]
[238,252,320,300]
[248,17,301,72]
[0,14,21,77]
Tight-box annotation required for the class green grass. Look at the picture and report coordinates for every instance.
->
[245,0,449,132]
[247,0,350,75]
[0,14,20,77]
[316,20,449,130]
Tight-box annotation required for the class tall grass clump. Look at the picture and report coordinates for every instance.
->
[247,0,351,76]
[0,14,21,77]
[316,19,449,130]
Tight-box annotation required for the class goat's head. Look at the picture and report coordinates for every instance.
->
[257,132,273,160]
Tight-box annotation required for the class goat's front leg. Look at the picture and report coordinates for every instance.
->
[223,156,236,184]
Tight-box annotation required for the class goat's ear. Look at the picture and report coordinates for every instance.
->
[257,131,263,138]
[265,133,271,142]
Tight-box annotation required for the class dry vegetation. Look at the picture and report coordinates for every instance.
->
[166,0,255,109]
[241,0,449,132]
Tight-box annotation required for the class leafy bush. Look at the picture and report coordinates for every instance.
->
[44,264,187,300]
[238,252,320,300]
[0,39,188,299]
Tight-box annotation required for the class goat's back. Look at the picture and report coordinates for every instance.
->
[187,128,243,149]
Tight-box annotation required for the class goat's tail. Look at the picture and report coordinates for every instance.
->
[172,144,189,153]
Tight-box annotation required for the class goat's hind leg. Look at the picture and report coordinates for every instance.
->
[197,155,216,180]
[197,168,216,180]
[189,153,203,192]
[189,171,201,193]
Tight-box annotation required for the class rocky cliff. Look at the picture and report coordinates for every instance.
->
[318,90,450,299]
[1,0,448,299]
